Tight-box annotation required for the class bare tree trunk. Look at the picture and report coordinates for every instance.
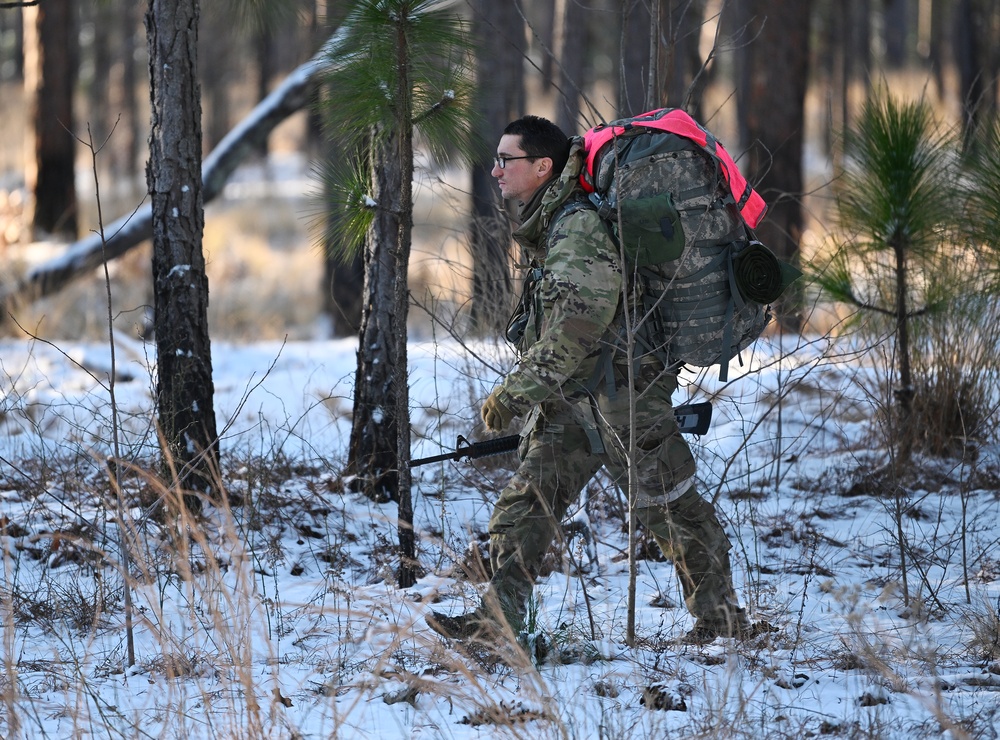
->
[737,0,813,331]
[254,26,277,159]
[348,128,407,507]
[538,0,558,91]
[87,0,114,165]
[893,237,914,464]
[556,0,587,133]
[201,7,233,152]
[325,252,363,336]
[883,0,908,68]
[146,0,219,503]
[619,0,652,115]
[322,150,364,339]
[661,0,708,118]
[120,0,143,178]
[468,0,524,334]
[955,0,999,149]
[23,1,78,240]
[345,55,412,514]
[391,29,416,584]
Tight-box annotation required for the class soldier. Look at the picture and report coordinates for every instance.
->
[428,115,757,647]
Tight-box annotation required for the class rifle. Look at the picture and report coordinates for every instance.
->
[410,401,712,468]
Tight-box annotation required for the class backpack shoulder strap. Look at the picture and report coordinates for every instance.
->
[548,194,595,229]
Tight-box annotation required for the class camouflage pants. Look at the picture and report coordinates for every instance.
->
[484,368,743,632]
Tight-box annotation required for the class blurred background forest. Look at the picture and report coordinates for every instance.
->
[0,0,993,342]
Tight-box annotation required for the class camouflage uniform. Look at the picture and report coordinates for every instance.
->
[483,140,746,635]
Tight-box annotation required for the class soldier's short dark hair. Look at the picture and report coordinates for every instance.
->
[504,115,571,175]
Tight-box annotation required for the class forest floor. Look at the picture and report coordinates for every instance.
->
[2,330,1000,739]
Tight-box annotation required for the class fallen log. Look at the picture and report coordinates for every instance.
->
[2,29,345,310]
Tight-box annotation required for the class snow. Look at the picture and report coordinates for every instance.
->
[1,330,1000,738]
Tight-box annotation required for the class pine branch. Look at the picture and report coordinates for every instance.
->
[412,89,456,126]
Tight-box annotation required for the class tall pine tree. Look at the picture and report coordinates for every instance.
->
[320,0,477,585]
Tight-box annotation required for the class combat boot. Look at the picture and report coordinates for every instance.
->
[426,610,501,642]
[678,609,778,645]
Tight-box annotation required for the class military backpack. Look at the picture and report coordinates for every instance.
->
[576,107,798,382]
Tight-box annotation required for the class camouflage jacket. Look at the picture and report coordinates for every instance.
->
[493,140,626,419]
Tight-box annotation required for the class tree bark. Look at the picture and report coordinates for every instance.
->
[391,20,416,586]
[954,0,999,149]
[883,0,908,68]
[253,25,277,159]
[538,0,557,92]
[556,0,587,133]
[348,130,402,506]
[146,0,219,501]
[23,1,78,239]
[87,0,114,165]
[468,0,524,335]
[893,236,914,465]
[322,190,364,337]
[661,0,708,118]
[737,0,813,331]
[619,0,652,116]
[201,6,234,152]
[119,0,143,178]
[927,0,948,100]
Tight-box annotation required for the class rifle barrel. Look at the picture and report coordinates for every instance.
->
[410,401,711,468]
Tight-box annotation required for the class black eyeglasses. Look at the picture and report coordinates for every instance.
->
[493,155,536,169]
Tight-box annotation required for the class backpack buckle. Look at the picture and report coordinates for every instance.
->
[588,193,616,220]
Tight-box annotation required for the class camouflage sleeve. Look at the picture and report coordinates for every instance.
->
[497,208,622,416]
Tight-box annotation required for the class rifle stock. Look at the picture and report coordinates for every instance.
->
[410,401,712,468]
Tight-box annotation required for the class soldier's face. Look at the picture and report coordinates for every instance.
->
[492,134,548,204]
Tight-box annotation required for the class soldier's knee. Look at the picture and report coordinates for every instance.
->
[665,488,732,555]
[668,486,719,527]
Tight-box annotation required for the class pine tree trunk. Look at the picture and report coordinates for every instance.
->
[556,0,587,133]
[661,0,708,118]
[201,8,233,152]
[146,0,220,502]
[87,0,113,166]
[254,27,277,159]
[321,136,364,337]
[24,1,78,239]
[883,0,908,68]
[955,0,999,148]
[894,238,914,465]
[392,25,416,584]
[345,5,419,585]
[323,248,364,337]
[120,0,142,179]
[738,0,813,331]
[620,0,652,115]
[348,130,402,505]
[469,0,523,334]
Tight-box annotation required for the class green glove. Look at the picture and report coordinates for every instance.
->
[481,389,515,432]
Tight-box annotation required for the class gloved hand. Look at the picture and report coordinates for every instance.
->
[481,388,515,432]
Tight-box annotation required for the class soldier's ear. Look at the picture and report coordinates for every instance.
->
[535,157,554,179]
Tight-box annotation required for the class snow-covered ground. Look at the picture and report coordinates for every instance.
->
[1,330,1000,739]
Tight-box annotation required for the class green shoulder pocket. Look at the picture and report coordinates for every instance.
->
[618,192,685,266]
